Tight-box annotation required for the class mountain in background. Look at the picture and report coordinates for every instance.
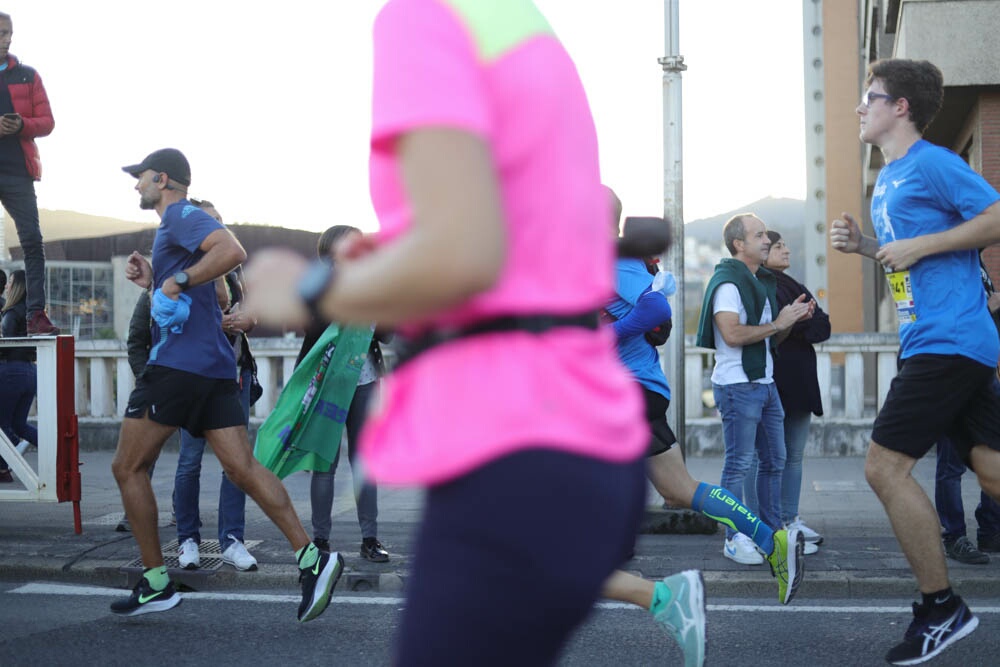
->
[3,209,156,247]
[4,199,808,274]
[683,196,806,278]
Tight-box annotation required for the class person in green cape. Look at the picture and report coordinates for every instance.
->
[297,225,391,563]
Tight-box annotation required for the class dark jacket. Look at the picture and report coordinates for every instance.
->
[771,271,830,416]
[696,258,779,381]
[3,54,54,181]
[126,290,152,378]
[0,300,34,361]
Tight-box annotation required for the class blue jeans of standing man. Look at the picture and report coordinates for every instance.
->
[0,360,37,470]
[311,380,379,541]
[714,381,787,538]
[0,175,46,315]
[744,409,812,524]
[935,437,1000,543]
[174,366,252,549]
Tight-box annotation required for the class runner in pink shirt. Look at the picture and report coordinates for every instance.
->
[248,1,700,664]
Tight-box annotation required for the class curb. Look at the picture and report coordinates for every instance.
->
[8,557,1000,601]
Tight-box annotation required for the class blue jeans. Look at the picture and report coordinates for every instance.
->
[0,175,46,314]
[173,366,252,548]
[745,408,811,524]
[0,360,37,470]
[311,381,379,541]
[935,437,1000,542]
[714,381,786,538]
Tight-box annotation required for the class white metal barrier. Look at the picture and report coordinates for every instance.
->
[0,336,79,520]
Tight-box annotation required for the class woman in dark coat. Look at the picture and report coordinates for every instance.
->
[745,231,831,547]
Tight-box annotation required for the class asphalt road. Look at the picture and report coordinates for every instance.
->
[2,581,995,666]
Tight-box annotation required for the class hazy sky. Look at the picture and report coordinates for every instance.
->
[3,1,805,232]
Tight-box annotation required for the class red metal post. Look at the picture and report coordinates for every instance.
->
[55,336,82,534]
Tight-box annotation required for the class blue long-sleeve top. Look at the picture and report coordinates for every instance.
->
[606,258,672,399]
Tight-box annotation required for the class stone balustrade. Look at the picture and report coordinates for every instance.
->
[76,334,902,420]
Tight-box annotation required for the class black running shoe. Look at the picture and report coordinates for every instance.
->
[886,597,978,665]
[110,578,182,616]
[361,537,389,563]
[298,551,344,622]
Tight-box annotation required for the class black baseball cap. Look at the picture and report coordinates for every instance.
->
[121,148,191,186]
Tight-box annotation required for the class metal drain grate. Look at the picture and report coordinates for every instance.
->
[124,539,262,570]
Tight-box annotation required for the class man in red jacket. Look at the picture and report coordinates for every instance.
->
[0,12,57,335]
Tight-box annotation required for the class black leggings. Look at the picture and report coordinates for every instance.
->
[395,448,646,667]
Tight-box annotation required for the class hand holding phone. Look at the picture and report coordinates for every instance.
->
[2,113,19,121]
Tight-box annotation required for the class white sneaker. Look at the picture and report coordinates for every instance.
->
[724,533,765,565]
[15,440,31,456]
[178,538,200,570]
[786,516,823,545]
[221,535,258,571]
[803,540,819,555]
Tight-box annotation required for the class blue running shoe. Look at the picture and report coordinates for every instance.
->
[886,597,978,665]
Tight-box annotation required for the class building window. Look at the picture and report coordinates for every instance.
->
[45,261,115,340]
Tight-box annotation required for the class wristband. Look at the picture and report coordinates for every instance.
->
[297,259,337,320]
[769,322,779,334]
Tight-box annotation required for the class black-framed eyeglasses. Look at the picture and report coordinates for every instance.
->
[861,91,895,108]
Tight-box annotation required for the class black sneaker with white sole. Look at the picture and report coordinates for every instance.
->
[297,551,344,622]
[886,597,978,665]
[110,577,182,616]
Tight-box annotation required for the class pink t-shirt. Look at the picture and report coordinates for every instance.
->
[360,0,647,485]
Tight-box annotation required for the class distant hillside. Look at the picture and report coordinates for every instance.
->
[3,209,156,248]
[684,197,806,277]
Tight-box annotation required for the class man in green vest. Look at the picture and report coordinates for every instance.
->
[696,213,814,566]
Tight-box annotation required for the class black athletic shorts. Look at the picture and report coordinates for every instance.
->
[871,354,1000,465]
[642,386,677,457]
[125,365,245,438]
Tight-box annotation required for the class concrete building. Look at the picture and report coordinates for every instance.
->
[817,0,1000,336]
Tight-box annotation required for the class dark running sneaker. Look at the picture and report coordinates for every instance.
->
[298,551,344,622]
[886,597,978,665]
[27,310,60,336]
[110,578,182,616]
[312,538,331,553]
[944,536,989,565]
[361,537,389,563]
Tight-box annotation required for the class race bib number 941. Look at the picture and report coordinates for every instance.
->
[887,270,916,326]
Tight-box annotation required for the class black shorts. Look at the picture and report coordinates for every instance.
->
[871,354,1000,465]
[642,386,677,457]
[126,365,245,438]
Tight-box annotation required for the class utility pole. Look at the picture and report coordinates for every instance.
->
[660,0,686,452]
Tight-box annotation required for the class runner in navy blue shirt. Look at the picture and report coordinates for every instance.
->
[109,148,343,622]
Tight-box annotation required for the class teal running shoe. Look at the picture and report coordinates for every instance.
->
[653,569,706,667]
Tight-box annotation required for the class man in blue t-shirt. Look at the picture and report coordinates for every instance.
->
[831,58,1000,665]
[109,148,342,623]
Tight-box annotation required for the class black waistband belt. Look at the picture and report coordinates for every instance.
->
[394,311,600,369]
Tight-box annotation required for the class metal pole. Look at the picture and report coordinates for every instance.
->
[660,0,687,453]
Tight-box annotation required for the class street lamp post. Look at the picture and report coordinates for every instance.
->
[659,0,686,453]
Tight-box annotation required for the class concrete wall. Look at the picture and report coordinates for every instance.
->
[895,0,1000,84]
[112,255,146,341]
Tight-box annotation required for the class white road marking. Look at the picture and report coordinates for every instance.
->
[11,583,1000,614]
